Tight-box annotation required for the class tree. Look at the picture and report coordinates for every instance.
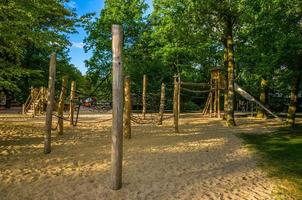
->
[0,0,78,101]
[83,0,147,84]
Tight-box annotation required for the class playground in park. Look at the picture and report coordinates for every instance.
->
[1,25,302,200]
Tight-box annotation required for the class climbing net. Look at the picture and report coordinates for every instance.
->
[51,72,113,129]
[130,92,174,125]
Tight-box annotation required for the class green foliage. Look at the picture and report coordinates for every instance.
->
[83,0,302,110]
[183,101,200,111]
[0,0,79,101]
[83,0,150,98]
[3,0,301,110]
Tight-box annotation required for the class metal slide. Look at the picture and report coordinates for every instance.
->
[234,83,282,120]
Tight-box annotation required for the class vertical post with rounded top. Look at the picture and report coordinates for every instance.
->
[69,81,76,126]
[111,24,123,190]
[158,82,165,125]
[124,76,131,139]
[57,76,67,135]
[142,74,147,119]
[173,75,179,133]
[44,53,56,154]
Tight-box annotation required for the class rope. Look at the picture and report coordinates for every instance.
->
[181,88,212,93]
[55,72,112,98]
[131,115,158,125]
[52,112,112,125]
[180,82,211,87]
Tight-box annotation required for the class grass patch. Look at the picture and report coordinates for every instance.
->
[240,126,302,199]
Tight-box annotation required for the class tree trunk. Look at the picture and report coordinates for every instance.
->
[287,70,301,127]
[225,19,236,126]
[256,78,268,118]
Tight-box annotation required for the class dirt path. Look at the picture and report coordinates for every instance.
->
[0,114,281,200]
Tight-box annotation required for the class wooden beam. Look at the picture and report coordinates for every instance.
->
[173,76,179,133]
[217,78,221,118]
[142,74,147,119]
[69,81,76,126]
[111,24,123,190]
[124,76,131,139]
[44,53,56,154]
[57,76,67,135]
[158,82,165,125]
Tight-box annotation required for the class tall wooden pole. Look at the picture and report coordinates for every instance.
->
[22,104,25,115]
[142,74,147,119]
[124,76,131,139]
[111,24,123,190]
[217,76,221,118]
[210,79,213,118]
[173,75,179,133]
[214,79,218,117]
[69,81,76,126]
[158,82,165,125]
[178,73,181,119]
[30,86,34,100]
[44,53,56,154]
[57,76,67,135]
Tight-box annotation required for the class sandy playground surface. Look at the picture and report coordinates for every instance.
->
[0,113,284,200]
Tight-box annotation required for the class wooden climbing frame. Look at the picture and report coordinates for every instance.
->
[202,68,222,118]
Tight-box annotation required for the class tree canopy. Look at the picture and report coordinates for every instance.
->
[1,0,302,125]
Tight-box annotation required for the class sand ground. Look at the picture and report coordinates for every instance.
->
[0,113,282,200]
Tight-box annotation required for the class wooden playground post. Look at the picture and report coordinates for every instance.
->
[124,76,131,139]
[173,75,179,133]
[158,82,165,125]
[178,73,181,119]
[32,103,36,117]
[38,87,42,115]
[69,81,76,126]
[57,76,67,135]
[251,102,254,117]
[217,77,221,118]
[22,104,25,115]
[209,79,213,118]
[44,53,56,154]
[142,74,147,119]
[30,86,34,100]
[111,24,123,190]
[213,79,218,117]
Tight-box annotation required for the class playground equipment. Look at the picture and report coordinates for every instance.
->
[22,87,48,117]
[178,67,280,121]
[234,83,281,120]
[202,68,223,118]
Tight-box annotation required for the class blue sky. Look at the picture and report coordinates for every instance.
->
[67,0,153,74]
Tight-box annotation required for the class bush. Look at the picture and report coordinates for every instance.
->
[184,101,200,111]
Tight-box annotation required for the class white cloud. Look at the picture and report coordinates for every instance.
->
[72,42,84,49]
